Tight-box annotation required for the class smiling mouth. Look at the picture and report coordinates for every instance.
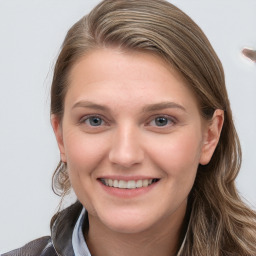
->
[99,178,159,189]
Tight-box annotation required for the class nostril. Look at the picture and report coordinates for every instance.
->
[108,146,144,168]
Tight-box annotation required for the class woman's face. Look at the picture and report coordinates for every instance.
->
[52,48,218,234]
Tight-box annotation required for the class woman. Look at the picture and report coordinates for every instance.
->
[3,0,256,255]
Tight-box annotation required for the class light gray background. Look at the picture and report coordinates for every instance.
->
[0,0,255,253]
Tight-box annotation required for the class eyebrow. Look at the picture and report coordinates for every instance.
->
[72,101,110,111]
[142,102,187,113]
[72,100,186,113]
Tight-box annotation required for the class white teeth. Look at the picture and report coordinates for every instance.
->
[127,180,136,189]
[101,178,157,189]
[113,180,119,188]
[119,180,127,189]
[108,179,113,186]
[136,180,142,188]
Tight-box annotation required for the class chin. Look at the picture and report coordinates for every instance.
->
[105,218,152,234]
[97,208,155,234]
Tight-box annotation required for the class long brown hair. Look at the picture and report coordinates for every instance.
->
[50,0,256,255]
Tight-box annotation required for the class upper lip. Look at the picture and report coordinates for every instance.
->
[97,176,160,181]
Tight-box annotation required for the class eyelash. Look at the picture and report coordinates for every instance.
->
[79,114,177,128]
[147,115,177,128]
[79,114,108,127]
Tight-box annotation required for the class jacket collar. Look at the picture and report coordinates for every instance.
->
[51,201,83,256]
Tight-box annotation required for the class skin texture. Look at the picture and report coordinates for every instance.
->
[52,48,224,256]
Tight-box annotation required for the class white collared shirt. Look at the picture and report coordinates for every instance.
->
[72,208,92,256]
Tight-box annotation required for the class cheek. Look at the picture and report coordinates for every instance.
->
[146,129,203,177]
[62,129,111,212]
[63,128,109,175]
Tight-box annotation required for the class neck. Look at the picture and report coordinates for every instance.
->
[85,207,188,256]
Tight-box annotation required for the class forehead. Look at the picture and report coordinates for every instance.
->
[65,48,198,112]
[70,48,176,81]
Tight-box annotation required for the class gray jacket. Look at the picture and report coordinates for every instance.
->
[2,201,84,256]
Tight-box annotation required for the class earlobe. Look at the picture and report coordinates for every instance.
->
[199,109,224,165]
[51,115,67,163]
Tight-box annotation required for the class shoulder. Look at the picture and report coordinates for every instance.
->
[1,236,58,256]
[1,201,83,256]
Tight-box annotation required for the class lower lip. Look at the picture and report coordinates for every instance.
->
[98,180,159,198]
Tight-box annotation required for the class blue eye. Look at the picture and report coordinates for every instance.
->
[155,117,168,126]
[149,116,174,127]
[85,116,103,126]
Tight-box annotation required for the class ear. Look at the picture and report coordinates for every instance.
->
[199,109,224,165]
[51,115,67,163]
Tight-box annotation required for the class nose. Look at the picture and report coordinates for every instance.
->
[108,125,144,168]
